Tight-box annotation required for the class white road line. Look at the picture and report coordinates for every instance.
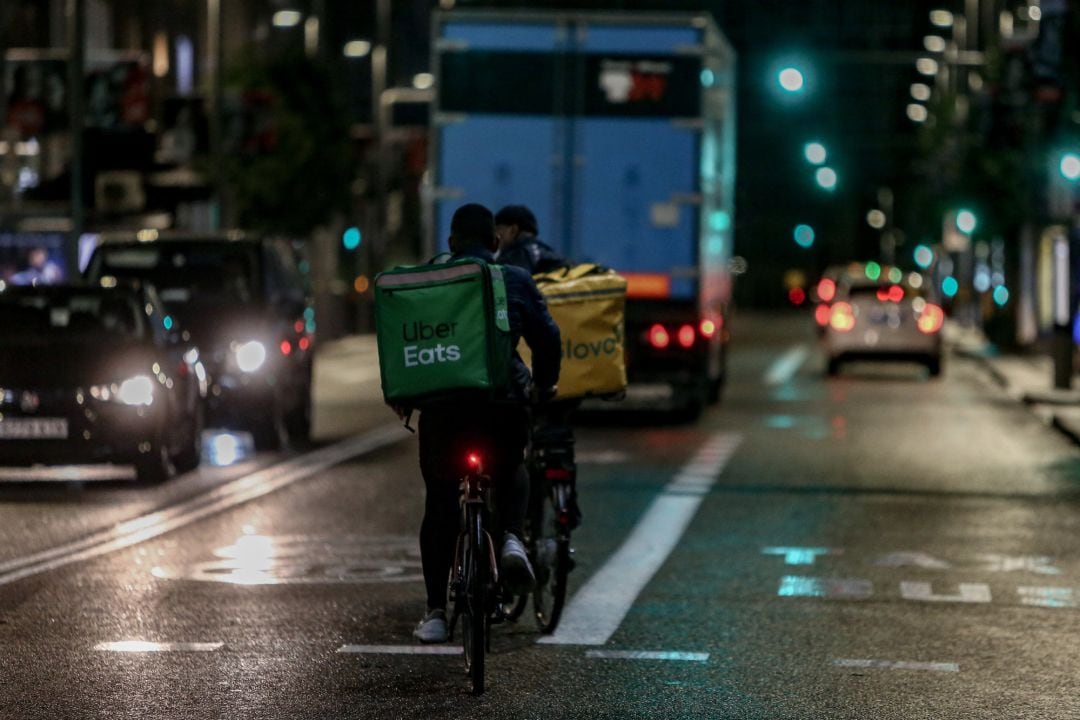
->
[337,645,463,655]
[833,658,959,673]
[539,432,742,646]
[94,641,224,652]
[0,425,409,586]
[585,650,709,662]
[764,344,809,385]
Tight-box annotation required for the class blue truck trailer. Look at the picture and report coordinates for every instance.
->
[427,9,736,416]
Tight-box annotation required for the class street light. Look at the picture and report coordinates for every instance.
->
[916,57,939,76]
[866,209,886,229]
[815,167,837,191]
[272,10,302,28]
[923,35,947,53]
[1060,152,1080,182]
[930,9,954,28]
[343,40,372,58]
[956,209,977,234]
[910,83,931,101]
[907,104,928,123]
[804,142,827,165]
[778,67,805,93]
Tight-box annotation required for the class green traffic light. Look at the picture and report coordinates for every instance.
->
[343,227,362,250]
[793,224,815,248]
[778,67,805,93]
[804,142,827,165]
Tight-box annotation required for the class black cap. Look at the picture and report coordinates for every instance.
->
[494,205,538,235]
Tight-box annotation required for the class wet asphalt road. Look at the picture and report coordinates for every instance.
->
[1,312,1079,719]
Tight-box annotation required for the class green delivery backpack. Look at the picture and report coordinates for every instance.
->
[374,258,512,406]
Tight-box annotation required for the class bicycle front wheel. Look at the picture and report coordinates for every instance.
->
[462,505,487,695]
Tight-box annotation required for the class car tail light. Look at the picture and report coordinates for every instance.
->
[677,324,695,349]
[280,340,292,356]
[814,304,831,326]
[917,303,945,334]
[648,324,670,349]
[830,302,856,332]
[877,285,904,303]
[294,320,305,333]
[700,319,718,338]
[817,278,836,302]
[545,467,572,481]
[789,287,807,306]
[298,337,311,351]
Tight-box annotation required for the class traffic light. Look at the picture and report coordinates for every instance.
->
[778,67,805,93]
[914,244,934,269]
[793,224,815,248]
[343,226,362,250]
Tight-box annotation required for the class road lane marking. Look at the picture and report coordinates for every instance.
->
[833,658,959,673]
[0,425,409,586]
[778,575,873,600]
[337,645,463,655]
[95,641,223,652]
[539,432,742,646]
[764,344,809,385]
[585,650,709,662]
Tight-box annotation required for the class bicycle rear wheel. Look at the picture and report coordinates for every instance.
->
[462,505,487,695]
[534,483,571,634]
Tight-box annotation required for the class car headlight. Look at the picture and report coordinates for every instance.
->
[90,375,155,406]
[234,340,267,373]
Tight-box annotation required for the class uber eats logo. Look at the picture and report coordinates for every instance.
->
[402,321,461,367]
[563,324,623,361]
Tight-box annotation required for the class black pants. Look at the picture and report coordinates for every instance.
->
[418,403,529,611]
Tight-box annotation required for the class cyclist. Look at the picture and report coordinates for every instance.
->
[410,203,561,643]
[494,205,567,275]
[494,204,583,529]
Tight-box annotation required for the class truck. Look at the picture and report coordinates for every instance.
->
[427,9,737,416]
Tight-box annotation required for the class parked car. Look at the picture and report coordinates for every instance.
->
[85,232,313,450]
[0,282,207,483]
[823,270,944,377]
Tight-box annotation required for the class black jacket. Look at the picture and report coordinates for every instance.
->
[496,236,567,276]
[453,246,561,401]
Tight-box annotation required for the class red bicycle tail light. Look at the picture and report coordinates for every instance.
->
[279,340,292,355]
[677,324,695,349]
[648,324,670,349]
[814,303,831,326]
[699,319,717,338]
[830,302,856,332]
[466,452,481,469]
[545,468,572,481]
[817,278,836,303]
[917,303,945,334]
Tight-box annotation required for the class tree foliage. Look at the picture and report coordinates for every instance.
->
[223,52,353,236]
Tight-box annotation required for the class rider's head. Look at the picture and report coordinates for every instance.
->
[449,203,498,254]
[494,205,538,249]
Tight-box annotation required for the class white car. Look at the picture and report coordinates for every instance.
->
[823,273,944,377]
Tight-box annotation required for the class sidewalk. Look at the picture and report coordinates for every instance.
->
[950,322,1080,446]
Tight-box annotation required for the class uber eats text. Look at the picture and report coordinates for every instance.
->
[402,321,461,367]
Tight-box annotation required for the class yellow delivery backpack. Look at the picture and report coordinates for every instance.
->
[521,264,628,400]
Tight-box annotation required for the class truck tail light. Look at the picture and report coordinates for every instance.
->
[814,304,831,326]
[917,303,945,334]
[699,319,718,338]
[648,324,670,349]
[830,302,856,332]
[677,324,696,348]
[817,278,836,302]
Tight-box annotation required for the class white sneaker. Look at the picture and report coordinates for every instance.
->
[500,533,536,595]
[413,608,448,643]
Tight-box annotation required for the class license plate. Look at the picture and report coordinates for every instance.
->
[0,418,69,439]
[624,383,675,402]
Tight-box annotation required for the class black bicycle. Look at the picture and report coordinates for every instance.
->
[506,423,576,633]
[447,451,497,695]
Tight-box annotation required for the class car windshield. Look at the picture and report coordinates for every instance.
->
[94,244,257,305]
[0,291,145,341]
